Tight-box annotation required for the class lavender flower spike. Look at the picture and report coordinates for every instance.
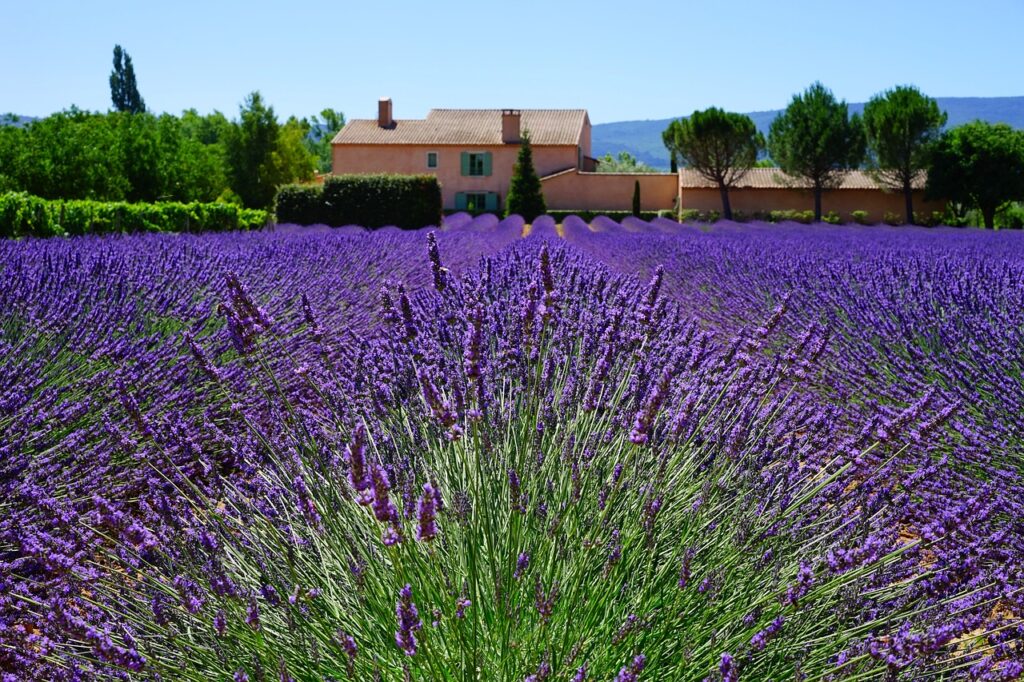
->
[395,584,423,656]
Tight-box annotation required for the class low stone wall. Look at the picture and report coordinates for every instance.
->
[541,171,678,211]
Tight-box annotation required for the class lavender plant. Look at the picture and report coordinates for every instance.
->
[2,218,1022,680]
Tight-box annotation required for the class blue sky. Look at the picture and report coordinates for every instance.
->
[2,0,1022,124]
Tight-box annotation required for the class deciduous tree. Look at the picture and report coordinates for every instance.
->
[305,108,346,173]
[927,121,1024,229]
[863,86,946,224]
[768,83,864,222]
[663,108,764,220]
[596,151,659,174]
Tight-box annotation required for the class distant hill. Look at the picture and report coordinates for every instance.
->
[1,114,37,127]
[593,96,1024,170]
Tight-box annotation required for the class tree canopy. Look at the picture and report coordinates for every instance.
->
[596,151,659,174]
[767,82,865,222]
[927,121,1024,229]
[110,45,146,114]
[0,98,319,208]
[225,92,315,209]
[863,86,946,224]
[304,108,346,173]
[663,108,764,220]
[505,130,546,222]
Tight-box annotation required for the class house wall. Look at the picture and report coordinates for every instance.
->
[678,187,946,222]
[541,171,679,211]
[332,144,579,209]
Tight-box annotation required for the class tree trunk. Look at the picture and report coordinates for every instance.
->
[719,184,732,221]
[813,185,822,223]
[982,205,996,229]
[904,180,915,226]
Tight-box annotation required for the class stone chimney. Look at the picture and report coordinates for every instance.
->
[378,97,393,128]
[502,109,521,143]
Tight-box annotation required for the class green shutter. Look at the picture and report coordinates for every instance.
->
[455,192,467,210]
[483,152,493,176]
[460,152,470,176]
[485,192,498,212]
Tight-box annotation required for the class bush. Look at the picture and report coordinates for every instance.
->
[0,192,268,239]
[768,209,815,224]
[991,203,1024,229]
[678,209,720,223]
[883,211,902,226]
[823,210,842,224]
[275,184,327,225]
[321,174,442,229]
[912,211,945,228]
[851,210,871,225]
[545,210,664,223]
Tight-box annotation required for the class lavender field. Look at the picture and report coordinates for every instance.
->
[2,216,1023,681]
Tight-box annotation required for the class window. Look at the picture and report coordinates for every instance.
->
[465,192,488,211]
[455,191,499,212]
[426,152,438,169]
[460,151,492,176]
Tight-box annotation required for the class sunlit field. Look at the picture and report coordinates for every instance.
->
[2,216,1022,680]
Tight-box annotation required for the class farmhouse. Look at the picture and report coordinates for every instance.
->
[332,99,945,220]
[332,99,597,211]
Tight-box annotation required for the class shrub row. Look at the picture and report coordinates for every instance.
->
[275,175,442,229]
[675,208,948,226]
[0,192,268,239]
[543,209,673,223]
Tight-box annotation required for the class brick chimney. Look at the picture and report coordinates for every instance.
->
[378,97,393,128]
[502,109,521,143]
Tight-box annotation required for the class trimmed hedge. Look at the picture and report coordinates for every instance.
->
[275,174,442,229]
[274,185,328,226]
[544,210,667,223]
[0,192,268,239]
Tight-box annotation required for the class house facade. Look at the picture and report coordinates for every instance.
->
[332,99,595,211]
[332,99,945,221]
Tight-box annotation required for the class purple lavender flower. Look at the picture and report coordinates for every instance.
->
[336,630,357,678]
[416,482,438,542]
[534,578,559,625]
[246,599,260,631]
[750,615,785,651]
[719,653,737,682]
[395,584,423,656]
[514,552,530,580]
[371,464,398,524]
[427,231,447,292]
[615,653,646,681]
[346,423,372,503]
[214,609,227,637]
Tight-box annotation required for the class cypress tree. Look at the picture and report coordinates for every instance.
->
[632,180,641,216]
[505,130,546,222]
[110,45,146,114]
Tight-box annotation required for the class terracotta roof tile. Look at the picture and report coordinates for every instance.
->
[332,109,588,146]
[678,168,925,190]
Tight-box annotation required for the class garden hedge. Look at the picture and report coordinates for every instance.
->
[275,174,442,229]
[0,192,268,239]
